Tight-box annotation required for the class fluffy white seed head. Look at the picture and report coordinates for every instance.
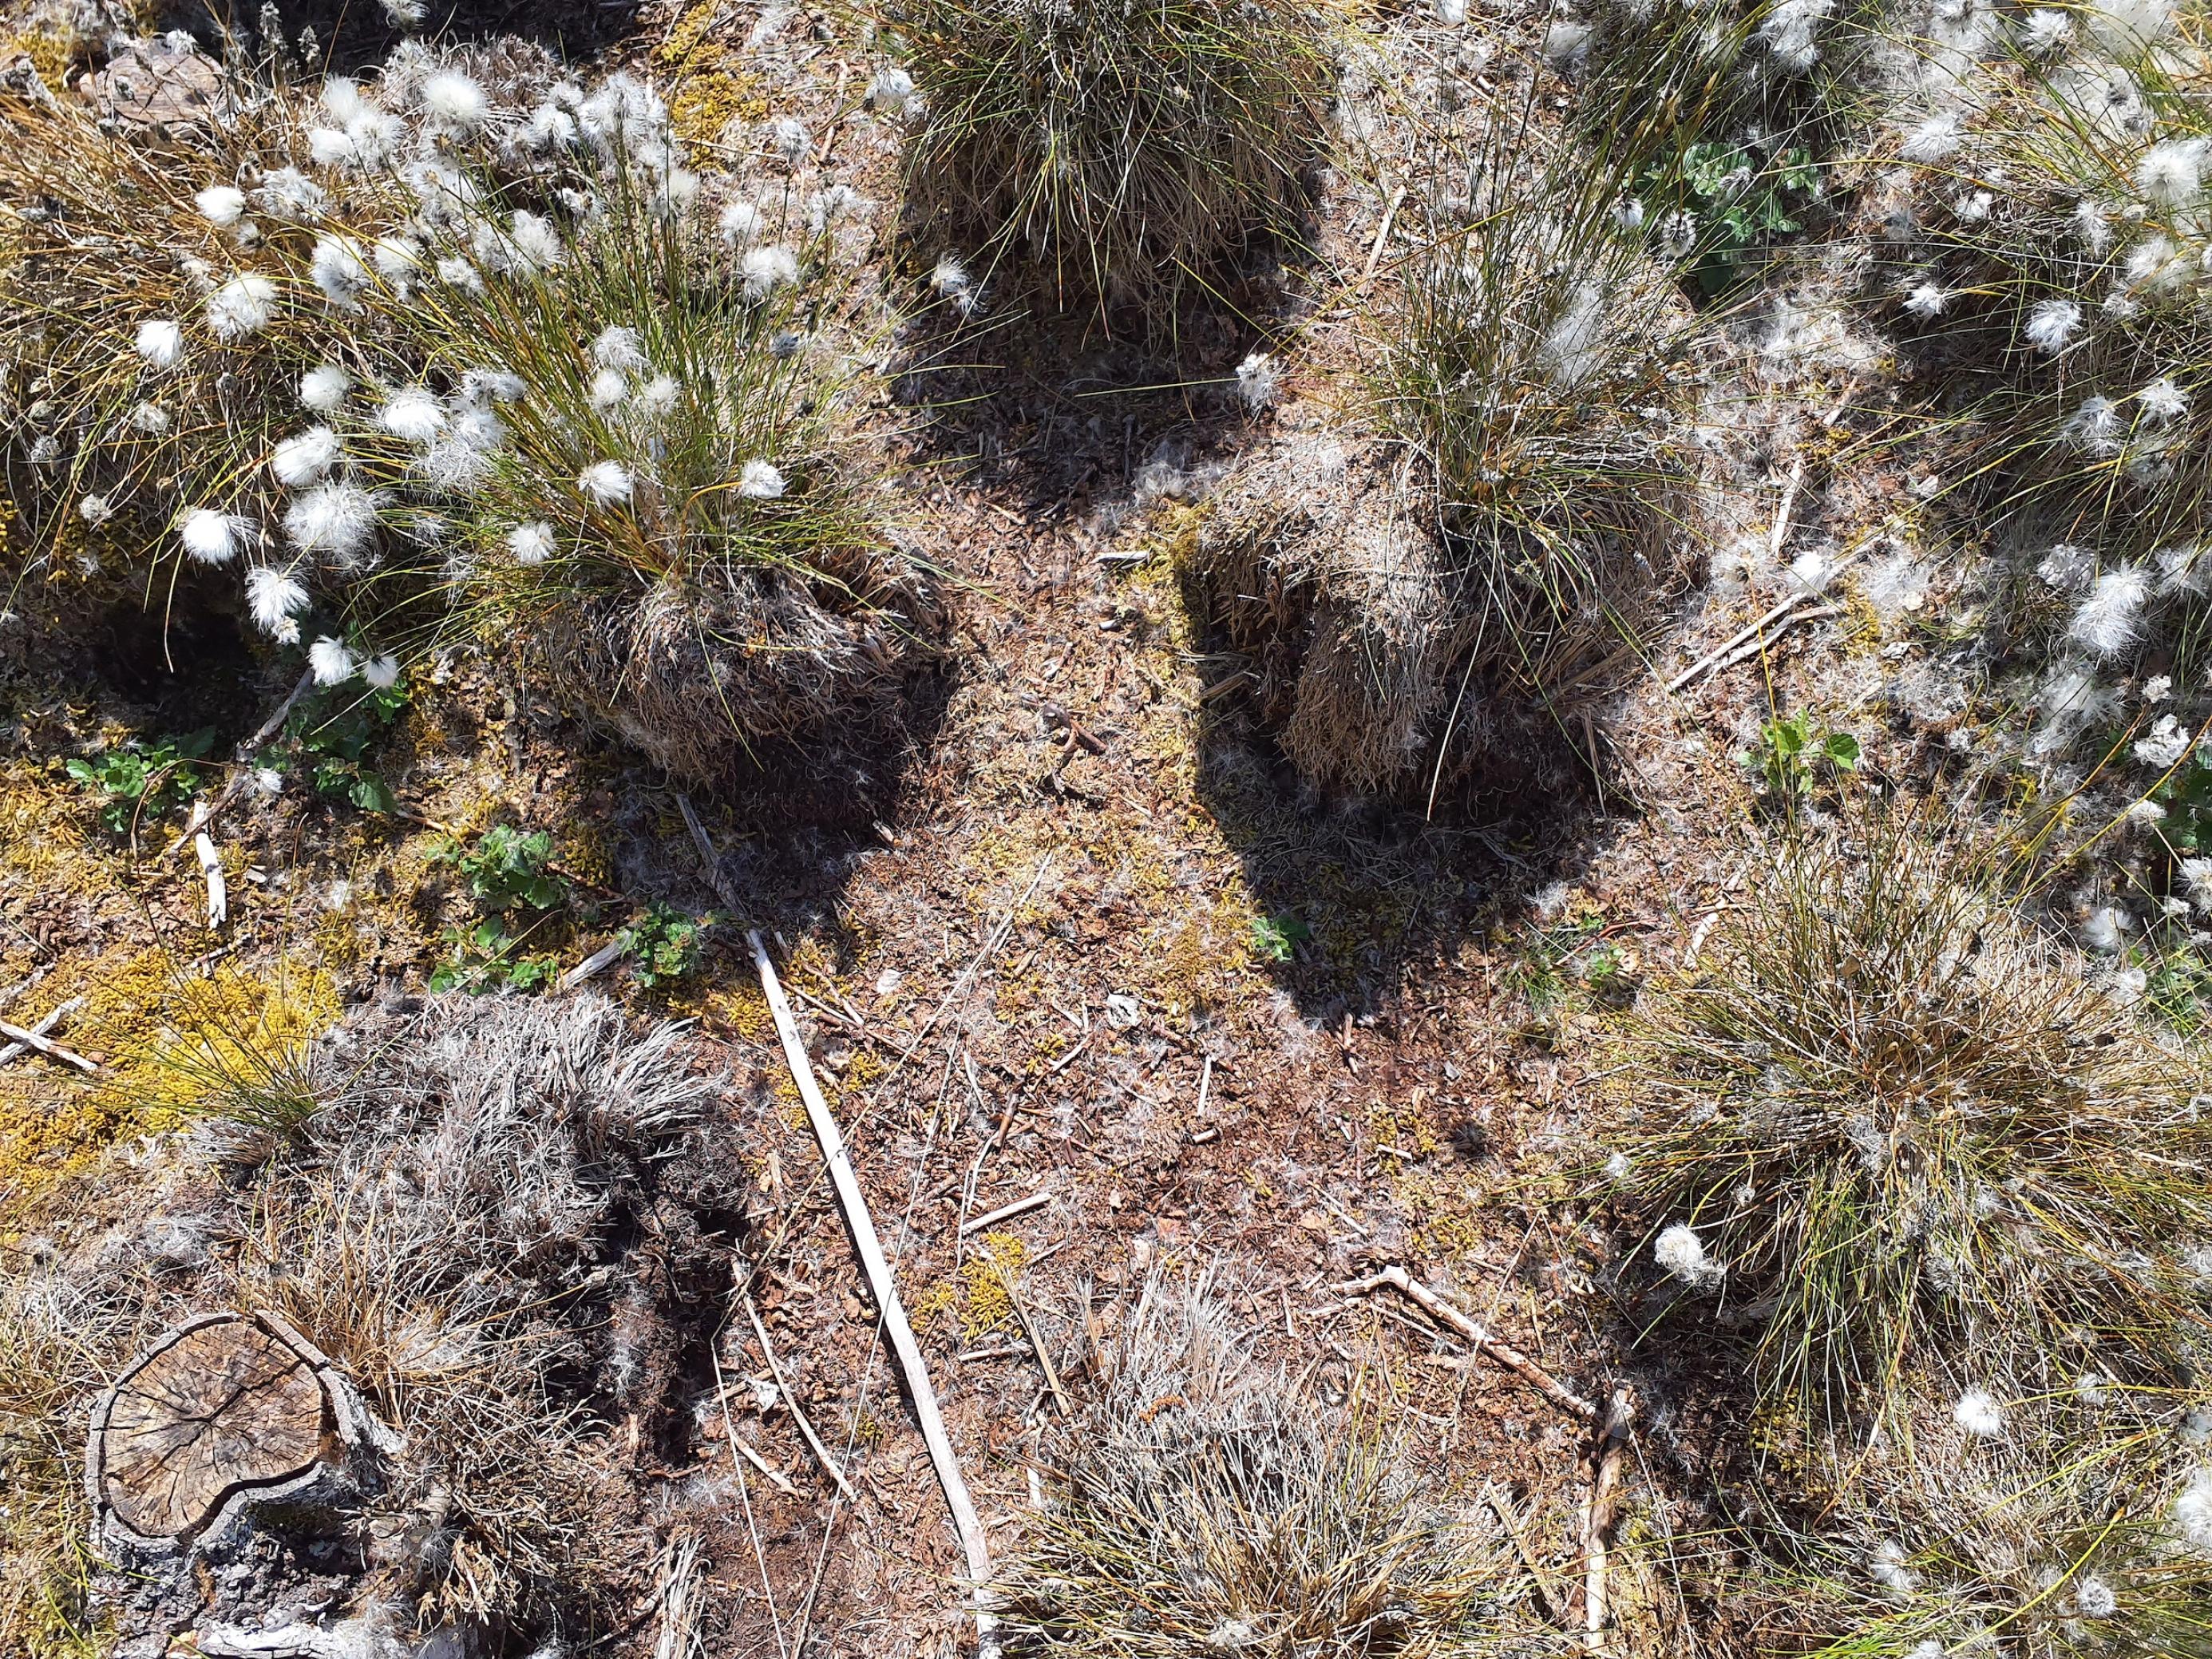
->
[719,200,764,246]
[79,494,113,525]
[592,324,649,373]
[866,66,915,113]
[272,426,341,486]
[421,72,489,133]
[2135,139,2206,205]
[1953,1388,2005,1436]
[180,508,243,564]
[738,459,786,499]
[2083,905,2132,951]
[1900,112,1961,161]
[134,319,185,370]
[362,653,401,689]
[282,481,379,559]
[207,273,279,340]
[1235,351,1280,412]
[742,244,799,301]
[1903,283,1949,319]
[245,564,311,634]
[508,521,555,564]
[2173,1467,2212,1550]
[300,364,351,411]
[378,387,445,444]
[311,235,370,308]
[578,461,632,505]
[2072,1574,2117,1618]
[1655,1223,1719,1285]
[195,184,247,227]
[2068,565,2149,657]
[308,635,358,686]
[588,367,630,411]
[2138,378,2190,423]
[2025,299,2083,354]
[636,375,680,417]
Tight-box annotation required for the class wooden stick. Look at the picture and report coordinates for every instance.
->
[1664,594,1810,693]
[742,1292,859,1505]
[560,937,627,991]
[751,928,998,1658]
[0,998,81,1068]
[960,1190,1053,1235]
[1003,1277,1071,1419]
[0,1016,101,1075]
[193,832,227,929]
[1336,1266,1597,1420]
[1582,1388,1635,1650]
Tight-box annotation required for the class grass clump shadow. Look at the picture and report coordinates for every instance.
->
[1603,810,2212,1442]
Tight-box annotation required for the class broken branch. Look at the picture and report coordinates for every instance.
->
[1335,1265,1597,1421]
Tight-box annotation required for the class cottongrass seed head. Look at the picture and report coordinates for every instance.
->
[133,318,184,369]
[578,461,632,505]
[1953,1388,2007,1437]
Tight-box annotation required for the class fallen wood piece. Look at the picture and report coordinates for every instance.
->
[0,1016,101,1075]
[1336,1266,1597,1421]
[1701,603,1843,679]
[160,668,316,863]
[194,833,227,928]
[1664,594,1810,694]
[560,937,627,991]
[750,928,998,1659]
[960,1189,1053,1236]
[1582,1388,1635,1651]
[742,1293,858,1505]
[0,997,82,1067]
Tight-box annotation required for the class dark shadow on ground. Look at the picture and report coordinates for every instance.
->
[168,0,639,77]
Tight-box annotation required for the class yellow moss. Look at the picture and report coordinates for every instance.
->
[5,29,81,88]
[908,1279,959,1332]
[655,5,769,148]
[958,1232,1029,1339]
[0,951,337,1211]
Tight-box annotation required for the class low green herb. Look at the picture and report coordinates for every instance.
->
[432,825,567,914]
[66,728,215,836]
[1744,711,1860,799]
[618,902,713,988]
[1249,913,1312,964]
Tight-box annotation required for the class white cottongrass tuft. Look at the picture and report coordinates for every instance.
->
[1604,1150,1632,1182]
[1436,0,1469,19]
[508,210,564,272]
[738,459,786,500]
[362,653,401,690]
[421,72,489,133]
[592,324,649,374]
[508,522,556,564]
[2020,6,2073,52]
[2082,905,2132,952]
[381,0,427,26]
[2135,138,2206,205]
[1952,1388,2005,1436]
[1900,111,1961,161]
[578,461,632,505]
[2024,299,2083,354]
[79,494,113,526]
[311,235,371,307]
[308,635,358,686]
[195,184,247,227]
[207,274,279,340]
[2172,1467,2212,1550]
[588,367,630,412]
[1235,352,1280,412]
[2182,857,2212,911]
[300,364,351,411]
[2064,394,2121,452]
[378,387,445,444]
[1903,283,1949,319]
[2072,1574,2118,1618]
[2068,566,2149,658]
[180,508,243,564]
[770,117,809,164]
[245,564,311,635]
[1655,1223,1720,1285]
[742,244,799,301]
[282,481,379,559]
[636,375,680,417]
[2138,378,2190,423]
[2135,714,2191,769]
[271,426,341,486]
[719,200,764,245]
[1868,1540,1917,1597]
[134,319,185,370]
[128,402,172,435]
[867,66,916,113]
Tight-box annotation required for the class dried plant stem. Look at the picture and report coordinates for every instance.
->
[750,928,998,1658]
[742,1293,858,1505]
[1581,1388,1634,1650]
[1335,1265,1597,1420]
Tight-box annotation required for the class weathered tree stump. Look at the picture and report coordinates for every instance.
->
[88,1313,359,1556]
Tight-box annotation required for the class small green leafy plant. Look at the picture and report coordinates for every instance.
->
[1744,711,1860,799]
[66,729,215,836]
[1649,141,1821,297]
[617,902,713,989]
[2151,754,2212,853]
[1248,913,1310,963]
[428,920,563,996]
[278,681,407,814]
[433,826,567,914]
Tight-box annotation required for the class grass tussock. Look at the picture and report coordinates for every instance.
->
[882,0,1336,322]
[999,1272,1533,1657]
[1608,814,2212,1436]
[1,992,746,1653]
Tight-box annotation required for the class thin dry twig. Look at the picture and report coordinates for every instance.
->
[750,928,999,1659]
[1581,1388,1635,1650]
[0,996,82,1067]
[742,1292,859,1505]
[0,1016,101,1075]
[1336,1265,1597,1420]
